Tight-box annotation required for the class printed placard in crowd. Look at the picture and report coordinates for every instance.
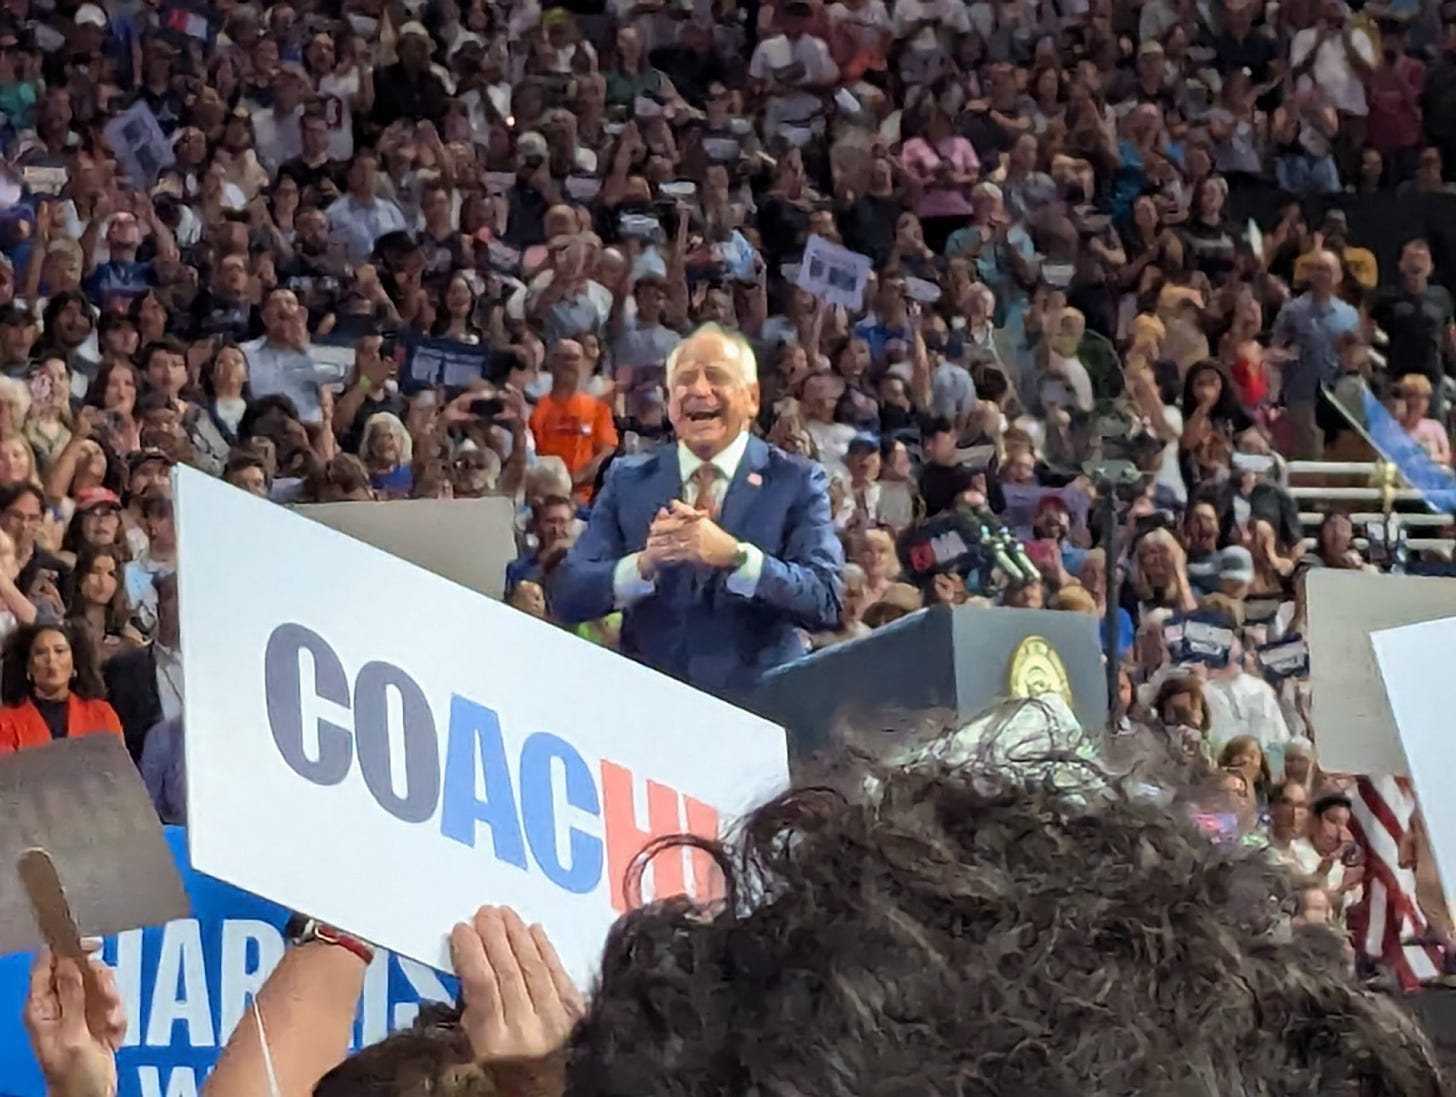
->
[1371,618,1456,919]
[103,102,175,190]
[1256,634,1309,685]
[716,230,758,282]
[20,165,67,196]
[174,467,789,983]
[1358,387,1456,513]
[0,828,456,1097]
[401,336,492,393]
[294,495,518,600]
[897,510,980,584]
[160,0,213,42]
[1162,612,1235,668]
[796,234,872,310]
[0,735,188,956]
[1306,569,1456,776]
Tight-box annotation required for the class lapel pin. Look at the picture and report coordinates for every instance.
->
[746,472,762,488]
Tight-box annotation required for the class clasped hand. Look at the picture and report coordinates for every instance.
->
[640,500,739,575]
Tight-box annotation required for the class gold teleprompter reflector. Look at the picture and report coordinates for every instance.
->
[1008,636,1073,706]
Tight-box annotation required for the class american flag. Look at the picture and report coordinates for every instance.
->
[1346,775,1445,990]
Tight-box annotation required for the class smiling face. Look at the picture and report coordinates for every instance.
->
[667,330,760,460]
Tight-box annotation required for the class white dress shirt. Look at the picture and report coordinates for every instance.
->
[325,193,409,266]
[612,432,765,607]
[242,336,329,424]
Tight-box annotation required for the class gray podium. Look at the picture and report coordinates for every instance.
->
[755,604,1108,766]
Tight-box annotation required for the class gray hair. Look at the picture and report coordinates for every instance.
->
[666,323,759,385]
[525,454,573,499]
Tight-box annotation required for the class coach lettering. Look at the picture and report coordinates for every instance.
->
[519,732,603,894]
[265,624,353,784]
[262,624,718,902]
[439,695,528,868]
[353,661,441,824]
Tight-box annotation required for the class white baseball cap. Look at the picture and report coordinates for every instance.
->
[75,3,108,27]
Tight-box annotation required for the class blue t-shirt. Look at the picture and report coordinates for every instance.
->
[85,259,156,308]
[370,463,414,500]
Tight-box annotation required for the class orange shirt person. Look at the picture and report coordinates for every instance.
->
[0,622,123,753]
[529,338,618,502]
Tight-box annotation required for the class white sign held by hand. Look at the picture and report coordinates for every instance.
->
[795,234,872,310]
[174,466,789,985]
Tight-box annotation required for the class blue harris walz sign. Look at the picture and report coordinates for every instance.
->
[0,828,457,1097]
[1359,387,1456,513]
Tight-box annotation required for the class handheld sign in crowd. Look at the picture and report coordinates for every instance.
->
[102,101,175,189]
[795,234,872,310]
[0,735,187,957]
[173,466,789,983]
[1163,612,1236,669]
[1359,388,1456,513]
[1256,634,1309,686]
[401,337,493,394]
[295,496,519,601]
[1306,569,1456,776]
[0,828,456,1097]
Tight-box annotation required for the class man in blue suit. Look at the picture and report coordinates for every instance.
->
[551,324,844,703]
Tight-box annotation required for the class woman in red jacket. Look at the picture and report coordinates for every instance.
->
[0,621,122,753]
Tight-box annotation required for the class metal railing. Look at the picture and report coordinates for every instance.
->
[1285,460,1453,553]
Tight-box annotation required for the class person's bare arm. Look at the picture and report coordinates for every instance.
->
[202,941,367,1097]
[909,326,932,409]
[79,194,113,277]
[333,340,396,439]
[25,948,127,1097]
[0,568,37,625]
[499,388,530,498]
[44,411,99,501]
[139,195,179,263]
[352,62,376,114]
[665,209,690,329]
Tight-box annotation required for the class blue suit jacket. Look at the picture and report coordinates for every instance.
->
[550,435,844,702]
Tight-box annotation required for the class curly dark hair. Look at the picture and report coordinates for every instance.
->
[314,1003,496,1096]
[0,621,108,706]
[565,755,1444,1096]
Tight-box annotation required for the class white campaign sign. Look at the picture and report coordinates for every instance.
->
[795,234,872,310]
[174,466,789,983]
[1306,569,1456,775]
[1371,617,1456,919]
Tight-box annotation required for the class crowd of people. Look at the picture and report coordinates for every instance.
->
[0,0,1454,1087]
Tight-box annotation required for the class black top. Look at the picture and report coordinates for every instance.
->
[371,64,449,127]
[1371,283,1455,386]
[18,549,71,603]
[33,695,68,741]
